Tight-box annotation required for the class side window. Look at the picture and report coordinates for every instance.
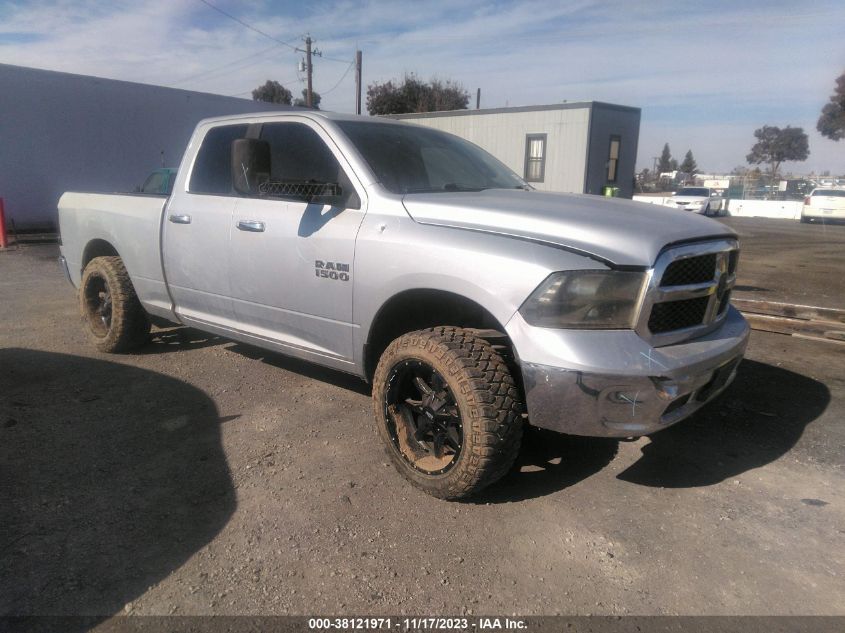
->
[607,135,621,183]
[258,122,360,209]
[189,124,249,195]
[524,134,546,183]
[141,171,166,194]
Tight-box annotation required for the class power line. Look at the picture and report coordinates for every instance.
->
[196,0,300,50]
[169,43,282,87]
[228,74,301,97]
[320,61,354,96]
[321,53,354,64]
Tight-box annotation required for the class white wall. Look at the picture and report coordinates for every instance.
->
[633,196,803,220]
[726,200,802,220]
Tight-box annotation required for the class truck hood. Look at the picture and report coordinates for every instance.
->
[401,189,734,267]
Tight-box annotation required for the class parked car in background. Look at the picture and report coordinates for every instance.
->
[137,168,178,195]
[669,187,725,216]
[801,188,845,223]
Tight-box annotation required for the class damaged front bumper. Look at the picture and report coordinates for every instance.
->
[507,306,750,438]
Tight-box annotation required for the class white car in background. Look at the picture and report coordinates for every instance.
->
[669,187,725,216]
[801,188,845,223]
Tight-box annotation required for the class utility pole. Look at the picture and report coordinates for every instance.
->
[305,36,313,108]
[296,35,321,108]
[476,88,480,110]
[355,50,362,115]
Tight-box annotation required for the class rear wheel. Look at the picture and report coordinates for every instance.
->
[372,327,523,500]
[80,256,150,353]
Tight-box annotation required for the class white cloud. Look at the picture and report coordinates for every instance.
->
[1,0,843,173]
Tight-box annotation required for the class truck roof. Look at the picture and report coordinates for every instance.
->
[196,110,406,127]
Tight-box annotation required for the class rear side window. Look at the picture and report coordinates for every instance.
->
[189,124,249,194]
[813,189,845,197]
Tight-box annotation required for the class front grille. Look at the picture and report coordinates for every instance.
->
[648,296,710,333]
[717,289,732,315]
[728,250,739,274]
[638,240,739,345]
[661,254,717,286]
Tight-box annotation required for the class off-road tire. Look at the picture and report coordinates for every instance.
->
[80,256,151,353]
[372,326,524,500]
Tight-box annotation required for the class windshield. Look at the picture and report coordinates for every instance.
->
[676,187,710,197]
[813,189,845,197]
[336,120,528,194]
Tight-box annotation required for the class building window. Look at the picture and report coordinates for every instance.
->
[524,134,547,182]
[607,135,621,183]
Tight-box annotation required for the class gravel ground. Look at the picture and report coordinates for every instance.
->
[717,217,845,310]
[1,241,843,620]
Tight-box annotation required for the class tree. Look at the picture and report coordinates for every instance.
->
[657,143,674,173]
[817,70,845,141]
[252,80,292,105]
[746,125,809,179]
[293,89,321,110]
[679,150,698,175]
[366,74,469,115]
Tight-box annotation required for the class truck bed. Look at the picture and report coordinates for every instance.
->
[58,192,172,318]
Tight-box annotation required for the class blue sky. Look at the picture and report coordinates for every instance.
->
[1,0,844,174]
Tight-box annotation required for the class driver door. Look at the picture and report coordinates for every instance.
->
[227,119,366,363]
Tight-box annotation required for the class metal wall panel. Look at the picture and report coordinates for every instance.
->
[0,64,289,229]
[395,102,640,198]
[397,107,590,193]
[584,103,642,198]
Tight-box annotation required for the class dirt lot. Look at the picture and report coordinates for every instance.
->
[1,227,844,620]
[719,217,845,310]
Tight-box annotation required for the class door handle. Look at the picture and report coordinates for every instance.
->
[168,214,192,224]
[237,220,265,232]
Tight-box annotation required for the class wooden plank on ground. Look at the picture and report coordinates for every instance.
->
[732,298,845,324]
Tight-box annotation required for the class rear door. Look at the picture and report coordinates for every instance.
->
[162,123,248,327]
[227,118,367,361]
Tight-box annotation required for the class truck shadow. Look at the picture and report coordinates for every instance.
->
[226,343,372,396]
[474,430,620,504]
[138,326,226,354]
[0,349,234,623]
[616,359,829,488]
[477,359,828,502]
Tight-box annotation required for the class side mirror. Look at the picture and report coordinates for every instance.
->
[231,138,270,195]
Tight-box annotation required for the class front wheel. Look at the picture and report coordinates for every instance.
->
[372,327,524,500]
[80,256,151,353]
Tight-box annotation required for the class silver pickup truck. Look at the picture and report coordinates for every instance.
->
[59,111,749,499]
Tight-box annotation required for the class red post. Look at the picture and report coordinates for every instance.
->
[0,198,8,248]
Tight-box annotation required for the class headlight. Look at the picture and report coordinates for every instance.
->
[519,270,647,329]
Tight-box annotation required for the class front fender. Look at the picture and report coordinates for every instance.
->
[352,210,606,367]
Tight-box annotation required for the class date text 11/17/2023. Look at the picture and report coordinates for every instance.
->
[307,617,528,630]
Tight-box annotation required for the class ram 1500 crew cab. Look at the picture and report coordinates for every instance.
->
[58,111,749,499]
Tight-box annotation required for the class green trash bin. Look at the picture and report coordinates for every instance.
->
[602,186,620,197]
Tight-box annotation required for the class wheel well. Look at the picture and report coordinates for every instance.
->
[81,239,120,270]
[364,289,516,382]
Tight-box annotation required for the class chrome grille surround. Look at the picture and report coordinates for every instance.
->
[636,238,739,347]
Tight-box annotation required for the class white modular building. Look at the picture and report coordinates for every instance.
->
[393,102,641,198]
